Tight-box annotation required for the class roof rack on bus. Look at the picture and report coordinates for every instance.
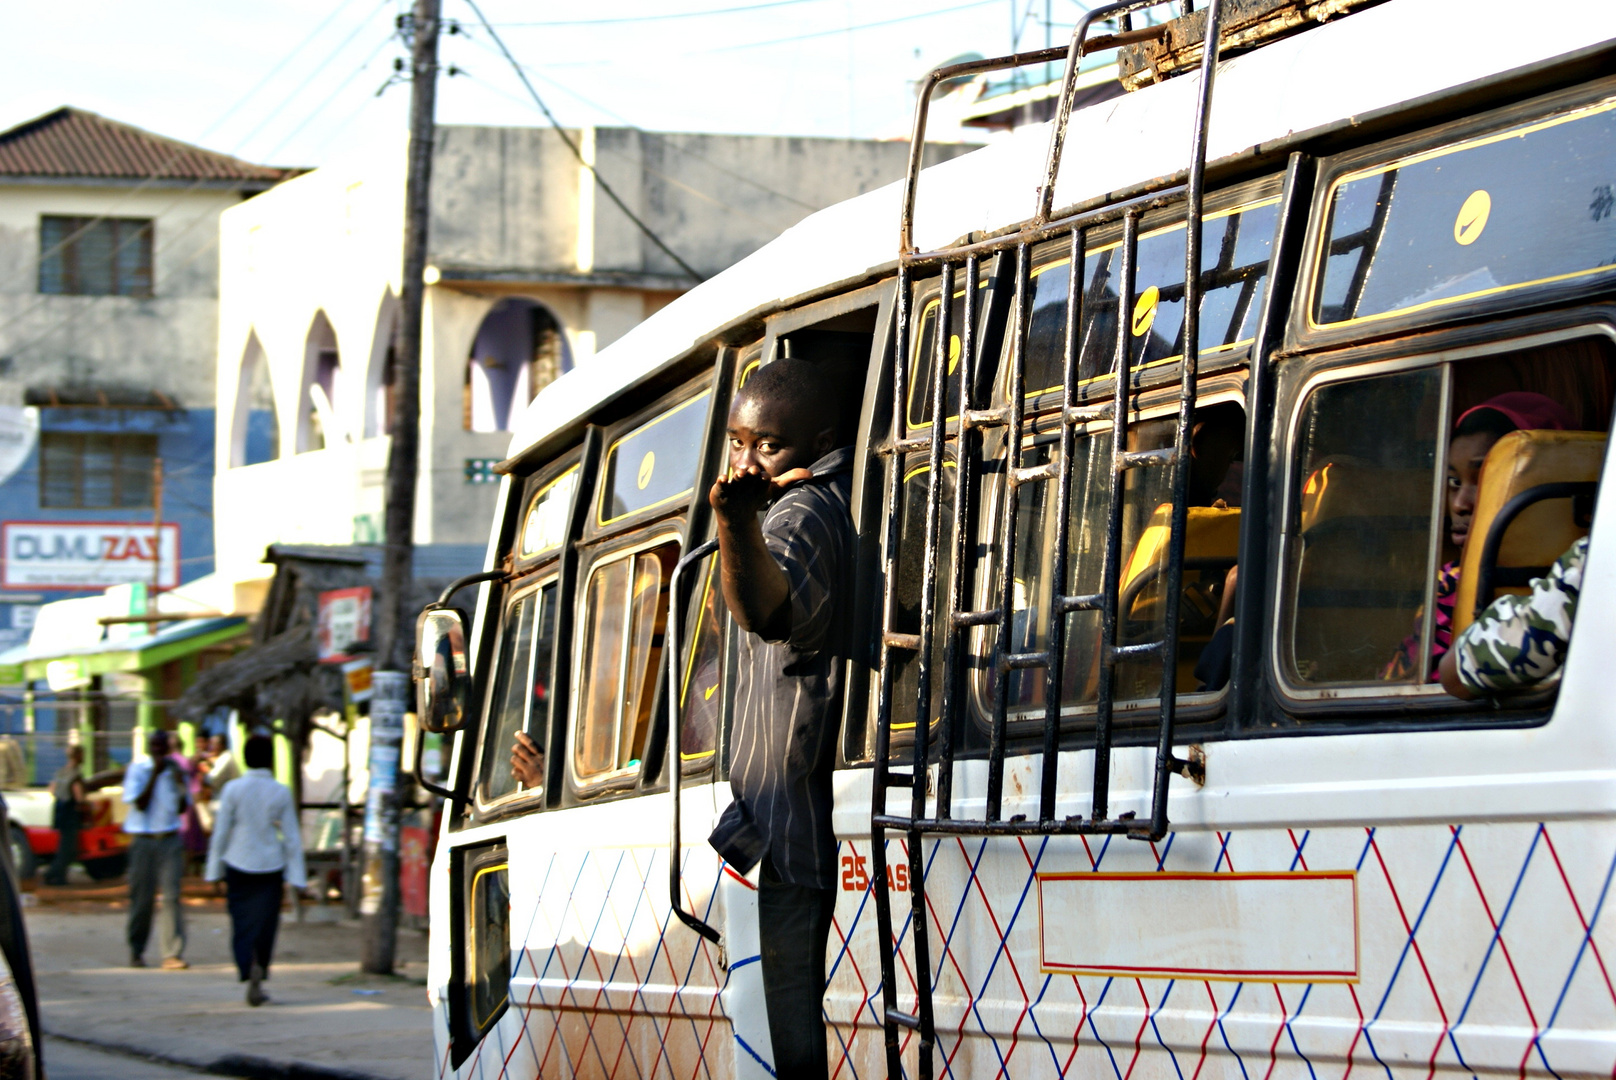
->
[1116,0,1389,90]
[874,1,1229,1076]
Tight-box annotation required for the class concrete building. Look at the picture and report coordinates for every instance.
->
[0,108,290,651]
[213,124,972,590]
[0,108,291,777]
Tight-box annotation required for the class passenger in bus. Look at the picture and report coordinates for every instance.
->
[1439,535,1588,698]
[1384,392,1573,681]
[705,357,852,1080]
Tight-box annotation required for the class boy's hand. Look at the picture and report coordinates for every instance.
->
[511,731,545,788]
[709,465,813,523]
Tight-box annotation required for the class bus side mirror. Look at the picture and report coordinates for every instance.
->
[414,607,470,734]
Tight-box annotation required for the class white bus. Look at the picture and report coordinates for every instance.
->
[414,0,1616,1076]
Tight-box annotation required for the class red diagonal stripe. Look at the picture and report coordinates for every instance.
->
[1365,828,1451,1079]
[1539,826,1616,1006]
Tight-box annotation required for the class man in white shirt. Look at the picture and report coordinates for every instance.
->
[205,735,305,1006]
[123,730,191,970]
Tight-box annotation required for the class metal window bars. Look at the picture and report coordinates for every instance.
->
[872,1,1227,1076]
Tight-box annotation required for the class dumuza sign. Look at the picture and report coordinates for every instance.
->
[2,522,180,590]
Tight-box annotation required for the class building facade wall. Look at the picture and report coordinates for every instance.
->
[213,124,974,578]
[0,182,240,409]
[0,182,241,645]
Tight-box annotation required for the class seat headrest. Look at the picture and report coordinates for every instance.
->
[1120,504,1241,593]
[1452,429,1606,637]
[1299,461,1431,534]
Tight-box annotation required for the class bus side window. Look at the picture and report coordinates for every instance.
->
[573,542,679,785]
[477,580,558,803]
[987,403,1245,719]
[1282,337,1614,691]
[1020,198,1280,399]
[909,279,990,429]
[676,558,724,770]
[889,455,956,735]
[1285,369,1441,685]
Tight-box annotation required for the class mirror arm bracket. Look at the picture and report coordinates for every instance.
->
[413,728,457,802]
[433,569,508,610]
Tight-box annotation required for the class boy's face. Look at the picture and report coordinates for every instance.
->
[726,392,832,480]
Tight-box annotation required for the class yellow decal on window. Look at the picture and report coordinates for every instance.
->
[1132,285,1160,338]
[1454,189,1491,246]
[947,334,962,375]
[637,451,656,491]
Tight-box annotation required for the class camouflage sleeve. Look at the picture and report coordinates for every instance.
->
[1452,536,1588,694]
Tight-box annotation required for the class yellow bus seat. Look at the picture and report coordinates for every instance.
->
[1291,461,1433,682]
[1452,429,1605,637]
[1118,504,1241,623]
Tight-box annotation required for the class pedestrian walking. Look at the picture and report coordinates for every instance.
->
[204,735,305,1007]
[43,744,85,886]
[123,730,190,969]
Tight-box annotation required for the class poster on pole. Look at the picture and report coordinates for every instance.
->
[317,586,372,662]
[2,522,179,590]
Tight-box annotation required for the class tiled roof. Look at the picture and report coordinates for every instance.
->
[0,107,292,184]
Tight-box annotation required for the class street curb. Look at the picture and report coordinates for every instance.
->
[44,1028,400,1080]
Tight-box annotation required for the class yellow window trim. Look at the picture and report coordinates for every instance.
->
[676,561,720,764]
[571,534,681,789]
[1307,95,1616,332]
[467,861,509,1031]
[519,465,580,559]
[907,278,992,431]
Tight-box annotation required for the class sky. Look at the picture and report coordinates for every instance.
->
[1,0,1094,171]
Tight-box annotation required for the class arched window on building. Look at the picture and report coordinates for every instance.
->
[298,311,343,453]
[364,295,399,439]
[231,332,280,467]
[464,299,569,433]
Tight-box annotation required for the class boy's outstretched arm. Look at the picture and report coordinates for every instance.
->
[710,464,811,640]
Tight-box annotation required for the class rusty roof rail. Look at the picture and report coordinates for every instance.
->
[1118,0,1390,89]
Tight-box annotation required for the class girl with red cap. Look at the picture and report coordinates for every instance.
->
[1385,391,1575,681]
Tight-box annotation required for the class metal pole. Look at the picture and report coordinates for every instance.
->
[362,0,439,975]
[150,457,164,600]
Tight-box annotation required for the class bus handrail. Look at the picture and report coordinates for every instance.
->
[1472,481,1597,619]
[899,0,1176,257]
[667,538,722,945]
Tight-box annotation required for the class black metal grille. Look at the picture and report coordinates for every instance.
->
[871,1,1229,1075]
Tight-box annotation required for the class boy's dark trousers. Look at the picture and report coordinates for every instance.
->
[225,865,284,981]
[758,858,836,1080]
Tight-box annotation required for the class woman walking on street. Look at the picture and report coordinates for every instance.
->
[203,735,305,1006]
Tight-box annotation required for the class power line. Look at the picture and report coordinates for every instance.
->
[455,36,820,212]
[0,0,381,299]
[461,0,705,283]
[526,0,1000,66]
[701,0,999,54]
[488,0,830,27]
[232,0,394,163]
[0,20,400,359]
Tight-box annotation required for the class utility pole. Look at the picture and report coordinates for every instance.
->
[150,457,164,601]
[361,0,439,976]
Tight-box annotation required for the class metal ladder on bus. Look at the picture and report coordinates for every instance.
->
[870,1,1228,1075]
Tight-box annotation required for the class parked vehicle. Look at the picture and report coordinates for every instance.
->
[415,0,1616,1076]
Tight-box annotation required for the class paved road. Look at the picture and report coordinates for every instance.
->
[43,1035,207,1079]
